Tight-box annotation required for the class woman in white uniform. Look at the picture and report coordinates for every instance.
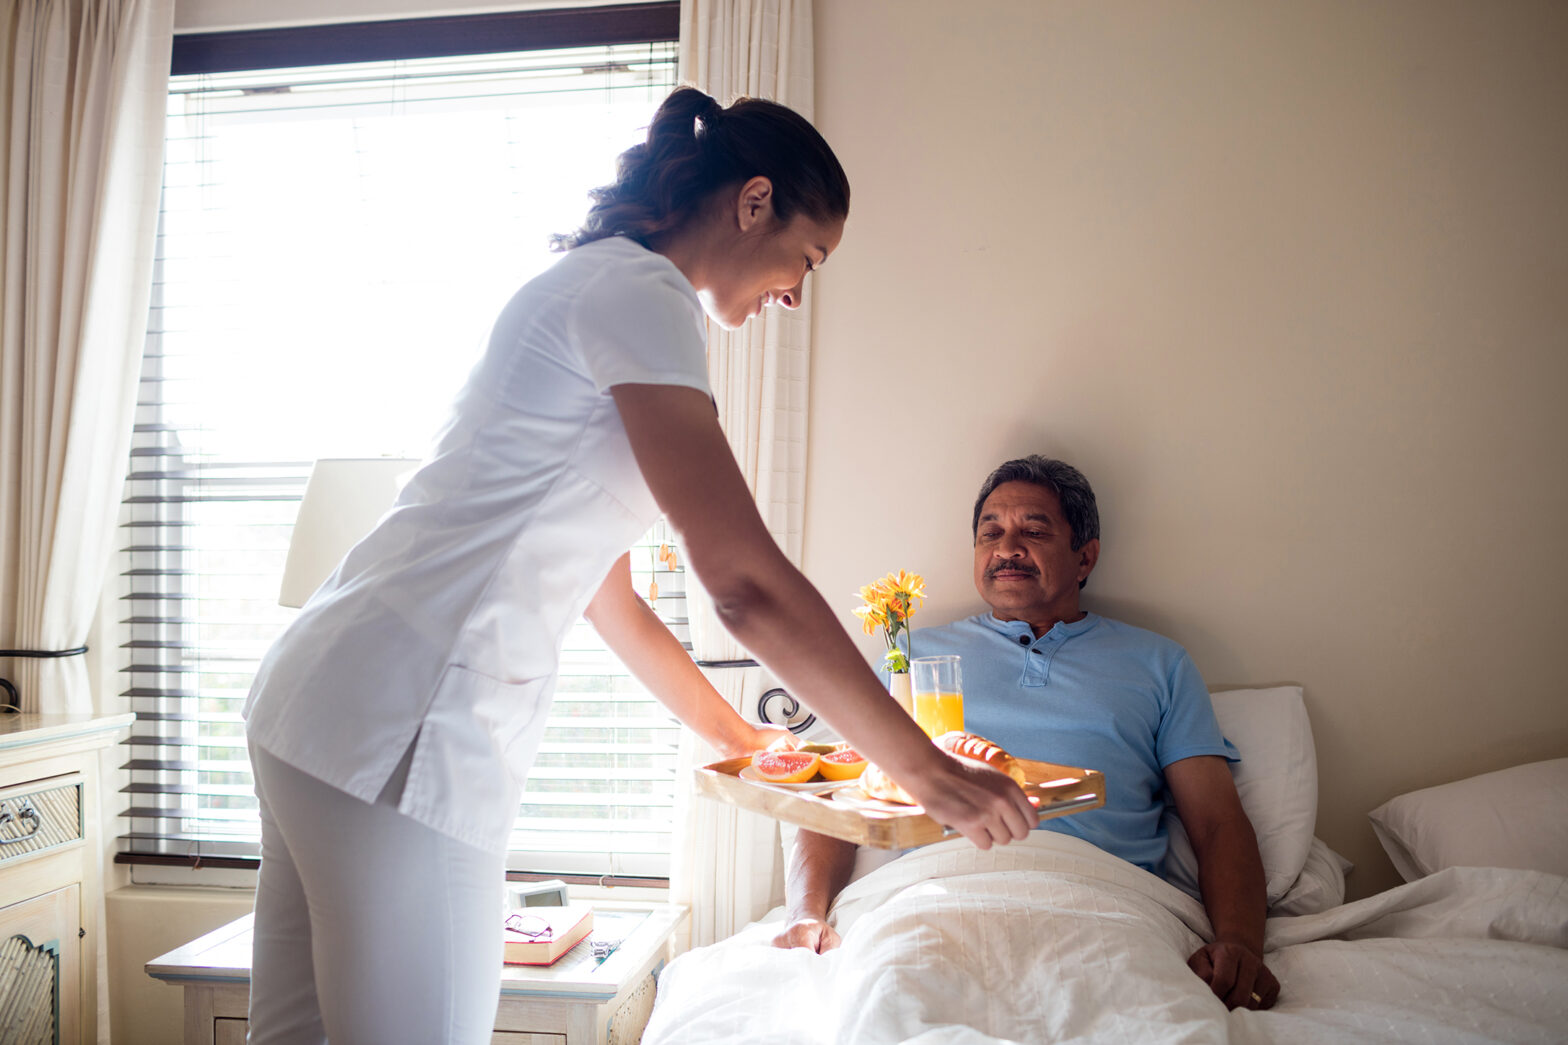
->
[242,87,1036,1044]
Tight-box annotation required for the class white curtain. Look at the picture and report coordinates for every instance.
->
[0,0,173,715]
[671,0,817,947]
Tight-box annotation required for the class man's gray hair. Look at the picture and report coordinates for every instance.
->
[971,455,1100,551]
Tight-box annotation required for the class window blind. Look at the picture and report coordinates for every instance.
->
[120,22,683,879]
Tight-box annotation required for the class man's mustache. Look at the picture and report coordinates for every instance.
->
[987,562,1039,579]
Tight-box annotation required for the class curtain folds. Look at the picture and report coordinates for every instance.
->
[671,0,817,948]
[0,0,174,714]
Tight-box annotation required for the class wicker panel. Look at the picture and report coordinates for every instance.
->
[0,932,59,1044]
[607,971,657,1045]
[0,778,83,865]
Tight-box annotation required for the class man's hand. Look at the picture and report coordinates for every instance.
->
[1167,756,1275,1009]
[777,831,856,956]
[771,916,841,953]
[1187,940,1280,1010]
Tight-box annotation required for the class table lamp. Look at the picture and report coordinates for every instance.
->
[278,457,420,609]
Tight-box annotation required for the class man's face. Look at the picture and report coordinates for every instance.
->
[972,481,1100,629]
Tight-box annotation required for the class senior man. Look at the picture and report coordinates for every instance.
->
[773,455,1280,1011]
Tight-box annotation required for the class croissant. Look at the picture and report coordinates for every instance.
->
[861,731,1026,805]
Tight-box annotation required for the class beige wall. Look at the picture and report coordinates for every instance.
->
[107,887,256,1045]
[808,0,1568,898]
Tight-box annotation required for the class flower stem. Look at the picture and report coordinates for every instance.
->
[903,594,912,665]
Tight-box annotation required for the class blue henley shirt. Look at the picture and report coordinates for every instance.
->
[898,612,1237,872]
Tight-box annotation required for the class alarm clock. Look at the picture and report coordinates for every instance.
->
[507,879,569,909]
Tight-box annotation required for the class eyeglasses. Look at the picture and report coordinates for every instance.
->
[504,913,552,939]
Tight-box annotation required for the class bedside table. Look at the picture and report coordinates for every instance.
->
[146,901,688,1045]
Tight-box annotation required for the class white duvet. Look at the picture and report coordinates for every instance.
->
[643,832,1568,1044]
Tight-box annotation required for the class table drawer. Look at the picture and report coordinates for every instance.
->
[0,774,83,864]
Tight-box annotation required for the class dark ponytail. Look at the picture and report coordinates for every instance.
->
[552,86,849,251]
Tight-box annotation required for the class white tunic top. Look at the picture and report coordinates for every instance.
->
[244,237,711,850]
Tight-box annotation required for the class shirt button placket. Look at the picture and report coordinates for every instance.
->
[1020,633,1049,687]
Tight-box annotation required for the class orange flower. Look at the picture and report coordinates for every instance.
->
[891,570,926,604]
[853,601,889,636]
[853,570,927,673]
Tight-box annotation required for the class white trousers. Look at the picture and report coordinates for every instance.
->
[247,741,506,1044]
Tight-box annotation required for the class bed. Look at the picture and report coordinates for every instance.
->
[642,687,1568,1044]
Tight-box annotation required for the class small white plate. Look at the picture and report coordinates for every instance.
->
[830,786,923,814]
[738,766,844,793]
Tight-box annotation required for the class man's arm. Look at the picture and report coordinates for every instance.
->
[1164,755,1280,1010]
[772,829,858,953]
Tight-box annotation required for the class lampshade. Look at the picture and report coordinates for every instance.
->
[278,457,420,609]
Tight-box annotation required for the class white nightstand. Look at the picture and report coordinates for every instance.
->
[146,901,687,1045]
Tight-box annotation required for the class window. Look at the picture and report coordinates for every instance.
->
[119,7,684,882]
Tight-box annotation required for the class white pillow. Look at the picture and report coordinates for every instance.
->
[1162,685,1319,905]
[1368,758,1568,882]
[1269,836,1352,916]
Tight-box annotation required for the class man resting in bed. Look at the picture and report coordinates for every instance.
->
[773,455,1281,1011]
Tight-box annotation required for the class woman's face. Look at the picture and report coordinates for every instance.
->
[698,182,844,330]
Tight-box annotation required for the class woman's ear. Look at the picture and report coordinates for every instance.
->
[735,175,776,231]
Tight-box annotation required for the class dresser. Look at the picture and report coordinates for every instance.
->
[0,713,134,1045]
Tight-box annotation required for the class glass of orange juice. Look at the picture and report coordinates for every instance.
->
[911,655,964,738]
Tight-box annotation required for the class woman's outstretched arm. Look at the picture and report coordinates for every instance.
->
[584,551,785,758]
[611,383,1035,850]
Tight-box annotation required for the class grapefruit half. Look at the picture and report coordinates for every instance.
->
[817,747,868,781]
[750,750,822,783]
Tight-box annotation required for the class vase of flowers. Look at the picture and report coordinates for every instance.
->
[885,669,914,717]
[853,570,926,715]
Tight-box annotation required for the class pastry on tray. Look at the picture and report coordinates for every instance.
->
[861,731,1026,805]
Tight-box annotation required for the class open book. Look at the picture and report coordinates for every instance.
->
[503,905,595,966]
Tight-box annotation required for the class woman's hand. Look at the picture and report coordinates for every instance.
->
[718,726,792,760]
[896,752,1036,850]
[585,554,790,763]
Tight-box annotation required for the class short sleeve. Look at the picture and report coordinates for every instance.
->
[569,250,711,396]
[1155,651,1239,768]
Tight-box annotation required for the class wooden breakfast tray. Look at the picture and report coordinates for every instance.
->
[694,756,1105,849]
